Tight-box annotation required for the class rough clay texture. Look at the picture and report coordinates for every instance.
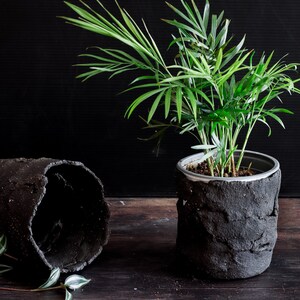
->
[0,158,110,272]
[176,170,281,279]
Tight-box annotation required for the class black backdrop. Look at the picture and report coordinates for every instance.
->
[1,0,300,196]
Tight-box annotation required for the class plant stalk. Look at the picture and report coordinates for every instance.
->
[236,124,253,171]
[0,284,65,293]
[4,253,18,261]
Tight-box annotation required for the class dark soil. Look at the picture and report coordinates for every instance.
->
[187,161,255,177]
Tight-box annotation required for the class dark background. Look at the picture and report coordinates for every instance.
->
[1,0,300,197]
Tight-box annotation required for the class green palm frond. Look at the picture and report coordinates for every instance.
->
[63,0,300,176]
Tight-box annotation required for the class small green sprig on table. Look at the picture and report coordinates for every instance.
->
[0,234,90,300]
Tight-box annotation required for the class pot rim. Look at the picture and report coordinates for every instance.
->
[176,150,280,182]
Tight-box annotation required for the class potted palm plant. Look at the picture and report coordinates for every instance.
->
[62,0,300,279]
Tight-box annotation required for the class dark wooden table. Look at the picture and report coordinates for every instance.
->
[0,198,299,299]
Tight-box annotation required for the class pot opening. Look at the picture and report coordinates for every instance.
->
[178,150,280,182]
[31,164,107,270]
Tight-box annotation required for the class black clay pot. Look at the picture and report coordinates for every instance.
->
[0,158,110,273]
[176,150,281,279]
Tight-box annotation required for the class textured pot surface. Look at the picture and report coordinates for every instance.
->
[0,158,110,272]
[176,151,281,279]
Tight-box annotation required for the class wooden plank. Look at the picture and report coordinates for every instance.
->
[0,198,299,299]
[277,198,300,227]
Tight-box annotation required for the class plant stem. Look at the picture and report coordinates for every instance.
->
[199,128,214,176]
[0,287,33,292]
[231,155,237,176]
[4,253,18,261]
[0,284,65,293]
[236,124,253,170]
[31,284,65,292]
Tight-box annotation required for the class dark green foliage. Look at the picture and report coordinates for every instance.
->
[62,0,300,176]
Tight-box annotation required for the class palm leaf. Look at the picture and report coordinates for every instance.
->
[125,87,168,118]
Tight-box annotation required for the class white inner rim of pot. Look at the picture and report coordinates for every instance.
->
[177,150,280,182]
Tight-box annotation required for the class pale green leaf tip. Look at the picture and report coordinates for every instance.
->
[65,289,73,300]
[64,274,91,290]
[39,267,61,289]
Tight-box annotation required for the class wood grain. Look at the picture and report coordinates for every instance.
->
[0,198,299,299]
